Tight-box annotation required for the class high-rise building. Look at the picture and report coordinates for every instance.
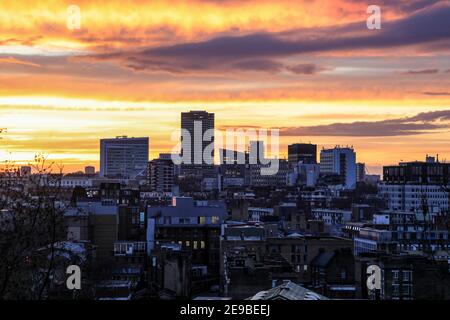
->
[288,143,317,164]
[180,111,214,176]
[100,136,149,179]
[320,146,357,189]
[356,163,366,182]
[148,154,175,193]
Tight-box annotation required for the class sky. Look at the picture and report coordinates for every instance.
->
[1,0,450,174]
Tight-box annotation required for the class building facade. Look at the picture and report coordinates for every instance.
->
[100,136,149,179]
[148,154,175,193]
[288,143,317,165]
[180,111,215,177]
[320,147,357,189]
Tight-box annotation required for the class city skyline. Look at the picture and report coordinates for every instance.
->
[1,0,450,174]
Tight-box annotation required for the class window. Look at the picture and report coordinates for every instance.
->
[402,270,412,282]
[340,268,347,280]
[392,284,400,296]
[200,241,205,249]
[402,284,412,296]
[392,270,399,283]
[211,216,220,224]
[199,217,206,225]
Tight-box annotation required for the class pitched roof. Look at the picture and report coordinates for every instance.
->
[248,281,328,300]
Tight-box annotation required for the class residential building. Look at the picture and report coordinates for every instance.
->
[147,197,226,275]
[148,154,175,193]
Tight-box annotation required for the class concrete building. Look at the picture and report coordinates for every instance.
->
[289,163,320,187]
[219,148,247,188]
[65,201,119,262]
[320,146,357,189]
[356,163,365,183]
[147,197,226,274]
[311,208,352,226]
[100,136,149,179]
[148,154,174,193]
[288,143,317,165]
[250,159,289,187]
[379,156,450,215]
[180,111,215,177]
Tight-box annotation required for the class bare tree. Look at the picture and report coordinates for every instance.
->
[0,155,68,300]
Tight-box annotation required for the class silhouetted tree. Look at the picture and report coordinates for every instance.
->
[0,156,68,299]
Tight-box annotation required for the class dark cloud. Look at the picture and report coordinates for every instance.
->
[422,91,450,96]
[408,110,450,121]
[279,110,450,137]
[345,0,444,14]
[82,3,450,74]
[285,63,329,75]
[402,69,440,74]
[140,4,450,57]
[230,59,284,73]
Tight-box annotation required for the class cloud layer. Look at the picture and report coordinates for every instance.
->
[280,110,450,137]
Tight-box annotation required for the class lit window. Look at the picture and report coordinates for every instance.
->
[211,216,220,224]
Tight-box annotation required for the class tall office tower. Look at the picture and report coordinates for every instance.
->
[180,111,215,176]
[148,154,175,193]
[320,146,357,189]
[100,136,149,179]
[288,143,317,164]
[356,163,366,182]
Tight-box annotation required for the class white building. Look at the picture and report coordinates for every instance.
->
[61,175,94,188]
[320,147,356,189]
[378,184,449,217]
[100,136,149,179]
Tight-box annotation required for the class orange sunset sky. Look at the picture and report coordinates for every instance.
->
[1,0,450,175]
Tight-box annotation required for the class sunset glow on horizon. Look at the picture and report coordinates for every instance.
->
[1,0,450,174]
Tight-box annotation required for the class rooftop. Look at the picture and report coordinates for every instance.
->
[248,281,328,300]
